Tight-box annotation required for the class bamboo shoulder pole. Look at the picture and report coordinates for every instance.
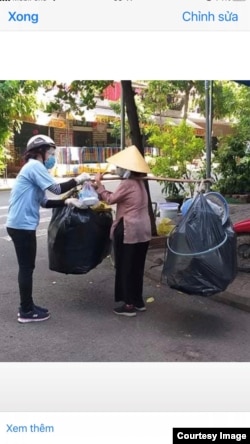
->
[62,175,213,200]
[99,174,214,184]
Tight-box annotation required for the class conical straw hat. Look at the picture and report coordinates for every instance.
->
[106,145,151,174]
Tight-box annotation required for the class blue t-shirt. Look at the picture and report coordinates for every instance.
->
[6,159,56,230]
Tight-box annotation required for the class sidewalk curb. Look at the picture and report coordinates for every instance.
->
[211,291,250,313]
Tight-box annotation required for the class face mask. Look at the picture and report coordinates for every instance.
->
[123,170,131,179]
[116,167,131,178]
[44,156,56,170]
[116,167,125,177]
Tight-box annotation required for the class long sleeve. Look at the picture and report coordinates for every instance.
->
[96,182,131,205]
[96,179,151,244]
[47,179,77,195]
[41,198,66,208]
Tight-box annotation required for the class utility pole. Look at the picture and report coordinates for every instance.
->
[205,80,212,191]
[120,83,125,150]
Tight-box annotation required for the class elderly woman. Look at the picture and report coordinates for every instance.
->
[93,145,152,317]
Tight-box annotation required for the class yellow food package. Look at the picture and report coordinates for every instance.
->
[157,218,175,235]
[91,201,112,212]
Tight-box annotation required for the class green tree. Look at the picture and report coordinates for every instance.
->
[214,134,250,195]
[146,120,204,197]
[167,81,197,119]
[142,81,202,120]
[0,80,41,173]
[234,84,250,140]
[195,80,239,120]
[44,80,112,115]
[141,81,174,123]
[212,83,250,195]
[141,80,241,122]
[109,93,152,145]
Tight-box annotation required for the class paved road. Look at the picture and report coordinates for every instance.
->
[1,186,250,362]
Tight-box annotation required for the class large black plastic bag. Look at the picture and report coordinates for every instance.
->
[48,206,113,274]
[162,193,237,296]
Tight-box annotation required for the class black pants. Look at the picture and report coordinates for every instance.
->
[7,227,36,312]
[113,219,149,306]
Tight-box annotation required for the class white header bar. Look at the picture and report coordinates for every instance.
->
[0,0,249,31]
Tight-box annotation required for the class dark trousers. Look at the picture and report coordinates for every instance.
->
[7,227,36,312]
[113,219,149,306]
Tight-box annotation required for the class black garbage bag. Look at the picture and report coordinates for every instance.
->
[48,206,113,274]
[162,193,237,296]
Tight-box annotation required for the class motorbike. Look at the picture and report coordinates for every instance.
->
[233,219,250,272]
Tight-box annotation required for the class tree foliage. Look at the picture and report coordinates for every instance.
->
[140,81,174,117]
[109,93,152,143]
[194,80,240,120]
[146,121,204,196]
[44,80,112,116]
[234,84,250,140]
[142,80,241,121]
[0,80,41,172]
[214,134,250,195]
[213,83,250,195]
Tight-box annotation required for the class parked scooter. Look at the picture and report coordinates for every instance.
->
[233,219,250,272]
